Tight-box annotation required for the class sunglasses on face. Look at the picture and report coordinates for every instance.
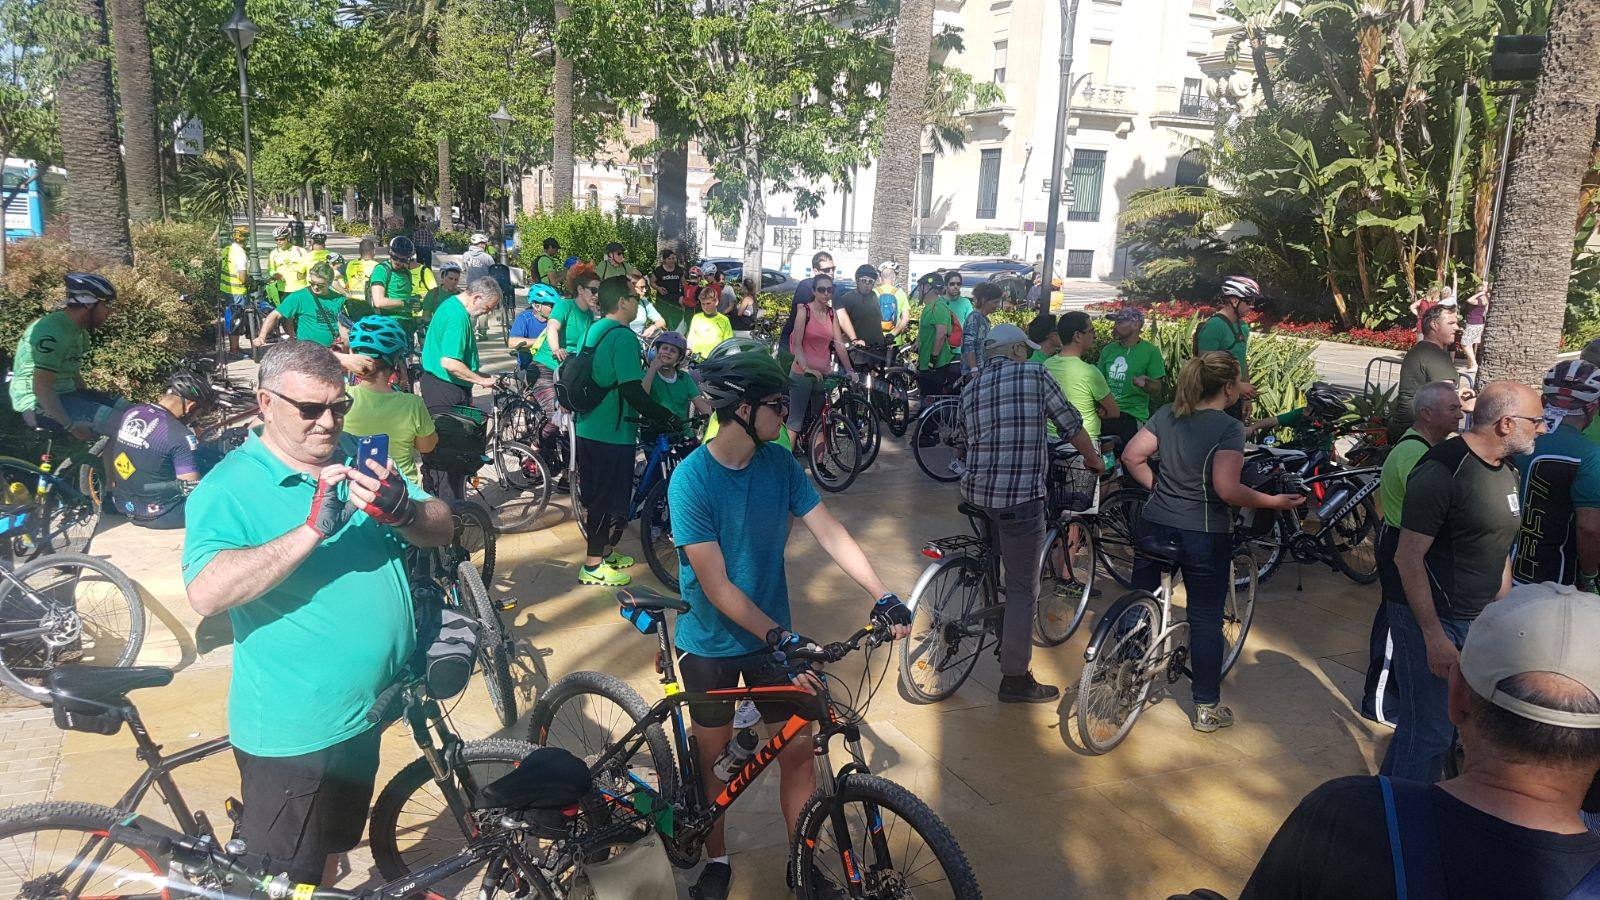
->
[817,266,835,274]
[757,396,790,414]
[815,286,834,294]
[265,388,354,420]
[945,282,962,289]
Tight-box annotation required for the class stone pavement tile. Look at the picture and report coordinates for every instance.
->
[1226,593,1369,666]
[1190,654,1385,760]
[1325,648,1371,675]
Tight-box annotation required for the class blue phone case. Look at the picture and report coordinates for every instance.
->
[356,434,389,473]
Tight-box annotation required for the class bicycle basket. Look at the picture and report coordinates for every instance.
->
[422,405,489,476]
[1047,455,1098,514]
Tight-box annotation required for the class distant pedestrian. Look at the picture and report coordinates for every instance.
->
[460,233,495,287]
[1459,285,1490,373]
[1389,304,1469,444]
[412,218,436,267]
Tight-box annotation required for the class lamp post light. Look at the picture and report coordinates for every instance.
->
[1040,0,1080,313]
[489,103,513,260]
[222,0,262,279]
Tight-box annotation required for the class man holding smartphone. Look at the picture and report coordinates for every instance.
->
[183,340,454,888]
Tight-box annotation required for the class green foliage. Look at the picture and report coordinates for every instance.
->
[513,208,659,278]
[436,229,471,253]
[175,150,247,229]
[335,218,373,238]
[0,0,90,169]
[955,233,1012,256]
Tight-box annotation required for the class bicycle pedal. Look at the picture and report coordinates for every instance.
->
[496,597,516,612]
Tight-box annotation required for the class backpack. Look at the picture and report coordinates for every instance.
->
[365,262,394,305]
[422,405,488,475]
[557,322,633,414]
[878,292,899,325]
[1192,313,1243,357]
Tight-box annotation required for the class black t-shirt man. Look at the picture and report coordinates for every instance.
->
[652,263,683,308]
[1398,435,1522,619]
[1241,776,1600,900]
[107,402,200,526]
[836,287,887,350]
[1390,341,1458,441]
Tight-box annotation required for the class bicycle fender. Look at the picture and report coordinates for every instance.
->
[906,554,976,609]
[1083,589,1162,663]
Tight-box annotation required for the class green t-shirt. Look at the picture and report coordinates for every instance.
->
[180,431,426,756]
[1097,339,1166,422]
[276,286,346,347]
[1586,417,1600,447]
[421,296,479,387]
[575,320,644,446]
[1028,349,1052,364]
[649,371,700,422]
[594,259,639,283]
[421,286,454,321]
[342,386,436,484]
[916,300,958,370]
[533,297,595,370]
[1195,314,1250,373]
[1044,354,1111,441]
[8,311,89,413]
[536,253,562,288]
[947,296,974,327]
[369,261,418,328]
[1379,429,1432,527]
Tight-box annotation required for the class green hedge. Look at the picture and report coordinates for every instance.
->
[514,208,663,282]
[436,229,472,254]
[955,233,1013,256]
[335,217,373,238]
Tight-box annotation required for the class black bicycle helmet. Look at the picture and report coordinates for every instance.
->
[1305,382,1349,420]
[697,349,789,410]
[388,235,416,261]
[166,370,216,411]
[64,273,116,306]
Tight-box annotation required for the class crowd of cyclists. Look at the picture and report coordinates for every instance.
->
[6,218,1600,899]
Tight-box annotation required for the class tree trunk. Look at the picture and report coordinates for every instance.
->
[1480,0,1600,384]
[552,0,575,212]
[344,185,357,222]
[57,0,133,264]
[867,0,934,280]
[437,137,452,227]
[321,184,332,221]
[656,142,688,257]
[742,173,766,279]
[1249,33,1276,111]
[109,0,160,222]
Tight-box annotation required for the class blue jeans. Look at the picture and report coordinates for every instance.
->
[22,389,126,437]
[1379,600,1471,782]
[1131,520,1232,705]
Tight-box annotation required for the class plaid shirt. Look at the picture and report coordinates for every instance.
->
[951,356,1084,509]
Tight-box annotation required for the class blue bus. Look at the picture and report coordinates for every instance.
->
[3,159,46,241]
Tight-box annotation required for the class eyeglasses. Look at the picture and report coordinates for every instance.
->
[1503,414,1547,428]
[265,388,354,420]
[757,396,790,414]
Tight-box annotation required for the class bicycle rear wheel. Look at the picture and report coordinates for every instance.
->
[910,399,962,482]
[0,553,145,702]
[456,561,517,728]
[638,478,678,589]
[883,368,916,438]
[792,773,982,900]
[1221,547,1258,677]
[839,394,880,471]
[487,441,552,530]
[526,670,679,802]
[808,410,862,493]
[1036,524,1095,647]
[1094,488,1148,589]
[1076,592,1160,754]
[899,556,990,703]
[0,802,169,900]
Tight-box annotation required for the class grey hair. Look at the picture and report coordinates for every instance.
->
[466,276,503,300]
[1471,380,1529,432]
[1582,336,1600,369]
[1413,380,1459,415]
[1469,672,1600,765]
[258,340,344,391]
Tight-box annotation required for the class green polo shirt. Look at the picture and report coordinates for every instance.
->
[180,431,426,756]
[575,319,644,446]
[276,286,345,347]
[421,295,479,387]
[8,311,89,413]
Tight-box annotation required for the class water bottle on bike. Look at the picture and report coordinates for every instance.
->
[713,700,762,782]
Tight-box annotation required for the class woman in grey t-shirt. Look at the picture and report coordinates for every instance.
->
[1120,351,1306,733]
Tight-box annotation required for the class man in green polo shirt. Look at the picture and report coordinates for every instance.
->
[9,272,124,439]
[369,235,421,334]
[182,340,452,887]
[419,277,501,503]
[255,262,347,348]
[573,276,678,587]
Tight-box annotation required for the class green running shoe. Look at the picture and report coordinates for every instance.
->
[579,562,632,586]
[604,551,636,569]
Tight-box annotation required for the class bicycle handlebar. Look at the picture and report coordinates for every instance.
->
[365,677,412,724]
[777,624,885,666]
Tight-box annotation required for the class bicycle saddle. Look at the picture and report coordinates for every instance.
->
[1135,533,1184,568]
[617,586,690,614]
[957,501,988,519]
[475,747,593,811]
[47,665,173,713]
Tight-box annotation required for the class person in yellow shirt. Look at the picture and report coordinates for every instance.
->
[343,238,379,319]
[221,225,251,354]
[686,286,734,359]
[266,224,309,304]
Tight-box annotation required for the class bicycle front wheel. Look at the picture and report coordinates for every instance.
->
[1094,488,1148,589]
[0,802,169,900]
[1221,547,1258,678]
[899,556,990,703]
[840,394,881,471]
[1076,592,1160,754]
[488,441,552,530]
[792,773,982,900]
[526,670,679,803]
[882,368,916,438]
[910,399,962,483]
[452,500,498,587]
[369,738,537,896]
[808,410,862,493]
[1327,494,1381,585]
[638,478,678,589]
[0,553,145,701]
[456,561,518,728]
[1035,524,1095,647]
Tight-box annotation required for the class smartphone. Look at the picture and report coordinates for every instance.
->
[356,434,389,475]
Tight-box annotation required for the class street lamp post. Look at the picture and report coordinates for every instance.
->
[1040,0,1080,314]
[490,104,513,261]
[222,0,262,279]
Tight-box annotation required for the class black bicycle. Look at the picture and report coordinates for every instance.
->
[409,511,516,728]
[0,553,145,702]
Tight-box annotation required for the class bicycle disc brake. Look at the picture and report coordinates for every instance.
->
[41,605,83,648]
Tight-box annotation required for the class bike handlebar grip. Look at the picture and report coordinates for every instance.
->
[365,681,406,724]
[108,823,174,858]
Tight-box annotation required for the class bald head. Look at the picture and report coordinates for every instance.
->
[1471,381,1539,432]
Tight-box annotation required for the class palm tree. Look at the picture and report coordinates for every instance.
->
[57,0,132,263]
[551,0,574,212]
[1479,0,1600,384]
[867,0,935,279]
[108,0,160,221]
[1222,0,1279,110]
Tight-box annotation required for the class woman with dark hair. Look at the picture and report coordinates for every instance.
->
[1120,351,1305,733]
[786,273,852,446]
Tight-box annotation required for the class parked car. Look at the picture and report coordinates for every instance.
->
[699,258,800,295]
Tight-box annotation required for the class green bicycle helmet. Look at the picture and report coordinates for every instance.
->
[349,315,411,363]
[704,336,773,362]
[697,349,789,411]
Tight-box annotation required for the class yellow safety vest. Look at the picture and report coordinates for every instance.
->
[411,265,438,296]
[220,243,248,296]
[345,259,376,299]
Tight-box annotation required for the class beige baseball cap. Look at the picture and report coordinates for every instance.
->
[1461,582,1600,729]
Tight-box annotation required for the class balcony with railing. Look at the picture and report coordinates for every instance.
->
[1073,82,1134,114]
[815,229,872,252]
[1152,84,1226,126]
[773,225,802,250]
[910,232,942,254]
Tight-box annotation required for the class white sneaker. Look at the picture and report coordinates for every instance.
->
[948,459,968,476]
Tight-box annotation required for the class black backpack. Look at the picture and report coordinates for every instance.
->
[557,322,633,414]
[422,406,488,475]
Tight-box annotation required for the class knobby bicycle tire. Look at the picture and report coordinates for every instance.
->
[456,561,517,728]
[899,555,990,703]
[638,478,678,589]
[0,553,146,703]
[0,801,170,899]
[369,738,538,889]
[1326,492,1381,585]
[1077,592,1161,754]
[791,773,983,900]
[452,501,498,587]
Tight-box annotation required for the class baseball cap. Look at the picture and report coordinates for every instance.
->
[1107,307,1144,325]
[1461,581,1600,730]
[985,323,1038,355]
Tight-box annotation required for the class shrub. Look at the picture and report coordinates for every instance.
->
[435,229,471,254]
[954,233,1012,257]
[514,207,660,279]
[335,217,372,238]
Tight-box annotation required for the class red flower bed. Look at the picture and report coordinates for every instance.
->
[1088,299,1415,351]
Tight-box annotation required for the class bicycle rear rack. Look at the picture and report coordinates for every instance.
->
[921,534,988,560]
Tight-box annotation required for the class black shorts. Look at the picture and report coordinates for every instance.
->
[679,650,799,728]
[576,436,634,518]
[234,726,383,885]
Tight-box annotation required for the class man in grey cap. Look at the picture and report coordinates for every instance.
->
[1241,581,1600,898]
[948,323,1102,704]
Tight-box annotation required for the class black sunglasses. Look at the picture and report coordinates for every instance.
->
[817,265,836,273]
[265,388,354,420]
[814,286,835,294]
[758,396,791,414]
[945,281,963,288]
